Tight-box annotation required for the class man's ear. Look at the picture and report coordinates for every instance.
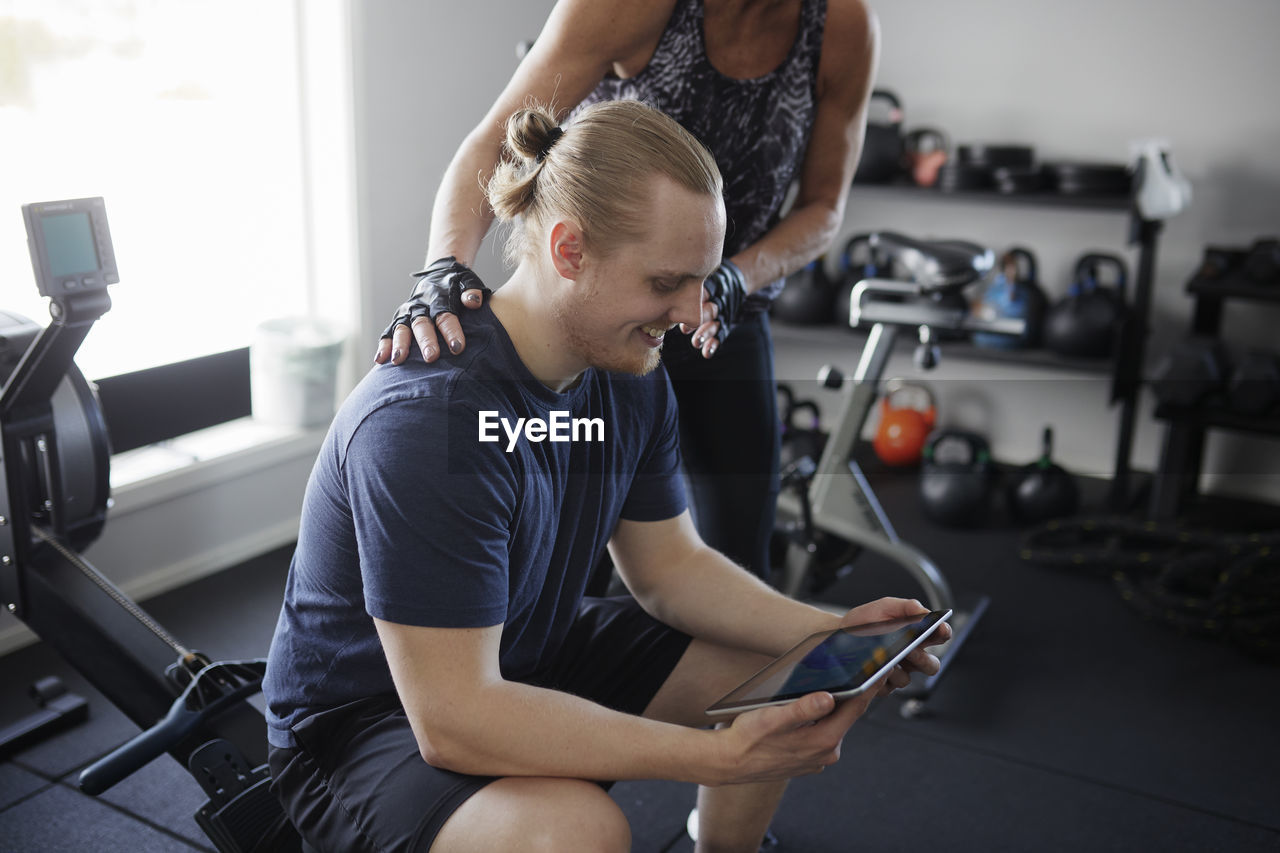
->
[548,220,586,279]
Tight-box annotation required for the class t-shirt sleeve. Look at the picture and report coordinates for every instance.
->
[619,372,687,522]
[342,397,514,629]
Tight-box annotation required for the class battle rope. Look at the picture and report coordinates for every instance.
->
[1020,516,1280,662]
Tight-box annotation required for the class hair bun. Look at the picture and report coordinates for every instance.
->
[506,107,562,163]
[536,127,563,162]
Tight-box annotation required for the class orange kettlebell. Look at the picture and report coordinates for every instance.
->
[873,379,937,466]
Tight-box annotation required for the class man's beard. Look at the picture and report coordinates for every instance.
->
[553,297,663,376]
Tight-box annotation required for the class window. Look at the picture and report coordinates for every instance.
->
[1,0,331,381]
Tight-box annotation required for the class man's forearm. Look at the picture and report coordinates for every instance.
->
[682,551,838,656]
[408,676,726,785]
[623,544,840,659]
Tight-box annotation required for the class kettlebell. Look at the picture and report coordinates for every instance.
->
[1045,252,1128,359]
[853,90,905,184]
[772,256,836,325]
[1007,426,1079,524]
[834,233,890,329]
[972,247,1048,350]
[919,430,996,527]
[904,128,948,188]
[777,384,827,469]
[873,379,936,466]
[1227,350,1280,415]
[1148,336,1231,408]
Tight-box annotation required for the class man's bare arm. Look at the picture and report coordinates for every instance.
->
[374,616,860,785]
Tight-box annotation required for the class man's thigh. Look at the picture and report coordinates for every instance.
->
[642,639,777,728]
[271,697,496,852]
[431,776,630,853]
[274,598,692,851]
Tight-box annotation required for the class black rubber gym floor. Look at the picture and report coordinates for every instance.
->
[2,469,1278,852]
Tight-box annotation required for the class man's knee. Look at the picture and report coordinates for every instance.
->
[522,780,630,853]
[433,777,629,853]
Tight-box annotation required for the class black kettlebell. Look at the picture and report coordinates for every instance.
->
[1007,427,1079,524]
[1148,336,1231,408]
[920,430,996,527]
[1045,252,1128,359]
[777,384,827,469]
[852,90,905,184]
[834,233,890,329]
[772,255,836,325]
[1227,350,1280,415]
[973,247,1048,350]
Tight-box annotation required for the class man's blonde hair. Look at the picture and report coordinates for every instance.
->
[487,100,723,266]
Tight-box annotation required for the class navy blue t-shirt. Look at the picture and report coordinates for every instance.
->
[264,305,686,748]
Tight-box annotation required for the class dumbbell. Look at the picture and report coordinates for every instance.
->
[1148,337,1230,408]
[1227,351,1280,415]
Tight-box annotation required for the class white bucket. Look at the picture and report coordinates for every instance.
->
[250,317,346,428]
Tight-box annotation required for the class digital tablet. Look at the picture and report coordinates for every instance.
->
[706,609,952,717]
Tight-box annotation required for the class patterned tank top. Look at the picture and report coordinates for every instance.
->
[577,0,827,309]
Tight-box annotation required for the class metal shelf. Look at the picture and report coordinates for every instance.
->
[853,181,1131,212]
[1153,403,1280,437]
[771,320,1112,376]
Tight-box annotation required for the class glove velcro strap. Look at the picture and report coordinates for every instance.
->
[379,257,492,339]
[410,256,491,317]
[704,259,748,343]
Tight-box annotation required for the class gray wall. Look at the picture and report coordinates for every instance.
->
[835,0,1280,501]
[350,0,555,349]
[350,0,1280,502]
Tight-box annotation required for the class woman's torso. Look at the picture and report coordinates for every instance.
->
[578,0,828,308]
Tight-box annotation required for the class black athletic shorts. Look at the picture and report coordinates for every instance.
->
[269,596,692,852]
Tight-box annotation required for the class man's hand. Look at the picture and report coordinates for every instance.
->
[374,257,489,365]
[709,687,875,786]
[840,597,952,697]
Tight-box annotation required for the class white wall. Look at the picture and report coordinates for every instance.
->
[862,0,1280,337]
[350,0,1280,503]
[825,0,1280,501]
[350,0,556,353]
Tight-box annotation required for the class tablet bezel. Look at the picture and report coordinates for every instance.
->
[705,609,952,717]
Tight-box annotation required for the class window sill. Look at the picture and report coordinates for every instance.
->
[0,417,325,657]
[109,417,326,515]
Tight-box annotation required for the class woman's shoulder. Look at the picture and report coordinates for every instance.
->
[816,0,878,98]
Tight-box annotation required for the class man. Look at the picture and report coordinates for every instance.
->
[264,100,944,853]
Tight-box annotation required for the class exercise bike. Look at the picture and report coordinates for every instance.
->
[0,198,301,851]
[775,232,1025,716]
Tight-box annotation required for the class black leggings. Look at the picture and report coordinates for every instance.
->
[663,312,781,581]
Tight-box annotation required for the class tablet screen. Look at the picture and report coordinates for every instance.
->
[707,610,950,715]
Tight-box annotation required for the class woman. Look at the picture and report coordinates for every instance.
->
[378,0,879,582]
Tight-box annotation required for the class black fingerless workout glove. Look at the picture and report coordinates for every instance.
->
[380,256,492,340]
[702,259,749,343]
